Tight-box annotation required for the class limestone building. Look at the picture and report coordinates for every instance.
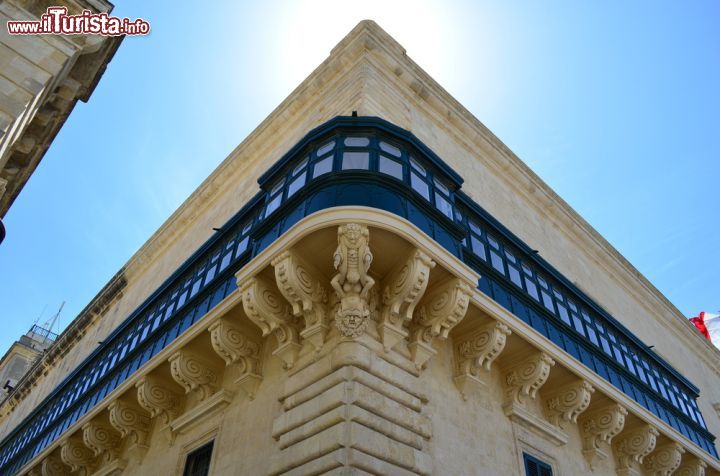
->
[0,325,57,402]
[0,20,718,476]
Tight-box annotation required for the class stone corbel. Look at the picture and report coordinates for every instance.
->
[331,223,376,339]
[81,421,122,465]
[40,455,69,476]
[453,321,511,400]
[60,437,95,475]
[239,276,302,369]
[272,250,330,351]
[408,278,471,369]
[379,249,435,351]
[208,318,263,399]
[676,458,707,476]
[545,380,594,428]
[614,424,659,476]
[644,442,685,476]
[168,350,220,402]
[135,375,181,426]
[579,403,627,469]
[108,398,151,460]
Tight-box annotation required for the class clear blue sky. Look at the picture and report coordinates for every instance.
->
[1,0,718,353]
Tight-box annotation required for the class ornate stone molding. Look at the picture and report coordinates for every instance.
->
[379,249,434,350]
[40,455,69,476]
[615,424,659,475]
[240,276,301,369]
[168,350,220,402]
[580,403,627,468]
[60,437,94,474]
[272,250,330,350]
[208,318,263,399]
[108,398,151,448]
[504,352,555,406]
[644,442,685,476]
[409,278,471,369]
[453,321,511,399]
[135,375,181,425]
[81,421,121,464]
[545,380,594,428]
[676,458,707,476]
[331,223,376,339]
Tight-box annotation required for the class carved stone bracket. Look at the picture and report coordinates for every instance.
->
[379,249,434,351]
[644,442,685,476]
[615,424,659,476]
[676,458,707,476]
[408,278,471,369]
[331,223,376,339]
[272,250,330,350]
[579,403,627,469]
[81,421,121,465]
[108,398,151,450]
[60,437,95,475]
[504,352,555,406]
[208,318,263,399]
[545,380,594,428]
[240,276,301,369]
[453,321,511,400]
[40,455,69,476]
[169,350,220,402]
[135,375,181,425]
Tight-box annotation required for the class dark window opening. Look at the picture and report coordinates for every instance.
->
[183,441,214,476]
[523,453,552,476]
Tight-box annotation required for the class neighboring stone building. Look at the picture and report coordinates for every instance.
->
[0,325,58,401]
[0,21,719,476]
[0,0,122,242]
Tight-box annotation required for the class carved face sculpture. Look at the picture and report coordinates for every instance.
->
[336,307,369,337]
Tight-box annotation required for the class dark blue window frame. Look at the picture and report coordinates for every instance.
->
[523,453,553,476]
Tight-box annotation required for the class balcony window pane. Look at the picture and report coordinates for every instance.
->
[435,194,453,218]
[469,220,482,235]
[508,265,522,287]
[317,140,335,156]
[434,178,450,195]
[379,141,401,157]
[287,172,306,197]
[313,156,333,177]
[378,156,403,180]
[410,156,426,175]
[470,236,486,260]
[526,280,539,301]
[270,179,284,196]
[541,291,554,313]
[341,151,369,170]
[344,136,370,147]
[558,304,571,325]
[265,193,282,217]
[487,234,500,250]
[292,157,308,176]
[411,172,430,199]
[490,250,504,274]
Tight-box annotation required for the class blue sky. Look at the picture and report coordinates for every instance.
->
[1,0,718,353]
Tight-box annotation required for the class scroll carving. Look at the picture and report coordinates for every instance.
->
[41,455,69,476]
[644,442,685,476]
[453,321,511,399]
[676,458,707,476]
[169,350,220,402]
[272,250,329,350]
[379,249,434,350]
[504,352,555,406]
[208,318,263,398]
[60,437,94,474]
[135,375,181,425]
[331,223,376,338]
[545,380,594,427]
[615,425,659,475]
[408,278,471,369]
[580,403,627,468]
[240,276,301,369]
[82,421,121,464]
[108,398,150,447]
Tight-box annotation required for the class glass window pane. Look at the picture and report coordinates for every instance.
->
[265,193,282,217]
[313,156,333,177]
[487,234,500,250]
[411,172,430,199]
[379,156,403,180]
[292,157,308,176]
[342,151,369,170]
[317,140,335,156]
[470,236,486,260]
[558,305,571,325]
[469,220,482,235]
[344,136,370,147]
[435,194,453,218]
[379,141,401,157]
[410,156,426,175]
[434,178,450,195]
[490,250,504,274]
[508,265,522,287]
[270,179,284,196]
[287,172,306,197]
[526,280,539,301]
[541,292,555,313]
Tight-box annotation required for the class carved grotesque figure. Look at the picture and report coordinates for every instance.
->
[331,223,375,337]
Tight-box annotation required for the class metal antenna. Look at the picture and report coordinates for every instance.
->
[43,301,65,333]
